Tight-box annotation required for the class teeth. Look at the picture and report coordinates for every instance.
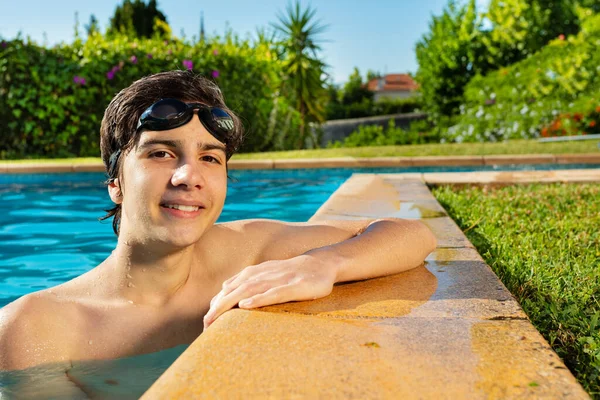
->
[164,204,200,212]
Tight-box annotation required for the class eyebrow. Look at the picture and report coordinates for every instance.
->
[137,139,227,155]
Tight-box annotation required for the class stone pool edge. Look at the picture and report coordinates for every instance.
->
[1,152,599,173]
[141,173,591,399]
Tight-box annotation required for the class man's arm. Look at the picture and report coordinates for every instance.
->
[203,218,436,328]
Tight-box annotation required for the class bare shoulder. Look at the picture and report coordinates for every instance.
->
[0,292,74,370]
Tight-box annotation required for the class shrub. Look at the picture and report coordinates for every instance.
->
[447,10,600,143]
[0,32,301,159]
[327,118,437,148]
[325,96,422,121]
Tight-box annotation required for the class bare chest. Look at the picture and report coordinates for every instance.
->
[66,296,209,362]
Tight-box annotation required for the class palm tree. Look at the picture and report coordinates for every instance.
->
[272,1,329,148]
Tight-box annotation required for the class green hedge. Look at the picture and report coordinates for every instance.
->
[327,119,438,148]
[0,33,301,159]
[447,11,600,143]
[326,97,422,120]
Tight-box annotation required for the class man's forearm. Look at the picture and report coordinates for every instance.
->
[305,219,437,283]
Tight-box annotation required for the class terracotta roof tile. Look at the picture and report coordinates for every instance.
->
[367,74,418,92]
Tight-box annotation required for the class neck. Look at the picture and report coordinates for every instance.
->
[106,238,197,307]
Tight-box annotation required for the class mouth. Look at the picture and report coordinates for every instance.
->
[160,202,206,218]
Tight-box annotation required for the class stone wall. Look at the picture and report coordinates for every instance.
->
[318,112,428,147]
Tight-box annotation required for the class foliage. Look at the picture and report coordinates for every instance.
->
[271,1,329,148]
[107,0,168,38]
[447,10,600,142]
[415,0,592,125]
[415,0,487,120]
[341,67,373,105]
[85,14,100,37]
[481,0,580,67]
[326,93,422,120]
[0,31,302,159]
[432,183,600,396]
[327,119,437,148]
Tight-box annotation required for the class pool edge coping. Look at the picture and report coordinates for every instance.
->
[1,152,599,174]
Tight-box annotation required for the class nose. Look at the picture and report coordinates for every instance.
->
[170,160,206,189]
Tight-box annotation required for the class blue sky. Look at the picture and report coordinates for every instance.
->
[0,0,489,84]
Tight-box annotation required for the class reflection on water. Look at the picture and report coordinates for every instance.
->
[0,344,188,400]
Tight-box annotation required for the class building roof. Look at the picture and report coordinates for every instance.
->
[367,74,418,92]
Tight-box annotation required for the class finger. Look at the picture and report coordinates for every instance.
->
[204,281,271,327]
[238,284,298,309]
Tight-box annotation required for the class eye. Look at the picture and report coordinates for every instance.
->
[201,155,222,164]
[149,151,173,159]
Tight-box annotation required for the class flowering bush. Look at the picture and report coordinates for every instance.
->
[540,105,600,137]
[446,10,600,143]
[0,32,301,158]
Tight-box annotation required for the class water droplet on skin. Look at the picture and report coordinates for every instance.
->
[126,274,133,279]
[48,290,53,294]
[88,340,93,345]
[128,300,134,304]
[127,282,135,288]
[142,268,146,272]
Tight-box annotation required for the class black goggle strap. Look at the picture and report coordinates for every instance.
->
[107,149,122,182]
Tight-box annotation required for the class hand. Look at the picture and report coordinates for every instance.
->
[203,254,338,329]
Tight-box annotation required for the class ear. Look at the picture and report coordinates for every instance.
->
[108,178,123,204]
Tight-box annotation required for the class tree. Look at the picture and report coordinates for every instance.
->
[341,67,373,105]
[272,1,329,149]
[415,0,486,119]
[482,0,580,66]
[85,14,100,36]
[107,0,168,38]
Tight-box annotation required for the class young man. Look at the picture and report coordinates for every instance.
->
[0,70,436,372]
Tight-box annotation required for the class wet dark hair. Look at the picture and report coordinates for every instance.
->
[99,70,244,236]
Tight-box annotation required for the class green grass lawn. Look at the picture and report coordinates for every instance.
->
[431,183,600,397]
[0,139,598,163]
[233,139,599,159]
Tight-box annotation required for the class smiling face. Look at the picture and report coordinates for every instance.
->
[109,115,228,248]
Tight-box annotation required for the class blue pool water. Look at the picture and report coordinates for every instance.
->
[0,162,598,308]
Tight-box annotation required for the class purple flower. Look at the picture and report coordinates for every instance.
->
[212,49,218,56]
[1,41,7,48]
[111,65,120,73]
[106,70,115,80]
[211,70,220,78]
[146,53,153,59]
[182,59,193,70]
[73,75,86,85]
[130,55,138,64]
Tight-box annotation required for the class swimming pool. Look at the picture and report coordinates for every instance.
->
[0,163,598,308]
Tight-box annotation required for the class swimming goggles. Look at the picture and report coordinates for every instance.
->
[107,99,235,178]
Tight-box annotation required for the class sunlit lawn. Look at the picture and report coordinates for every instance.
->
[0,139,598,163]
[432,183,600,397]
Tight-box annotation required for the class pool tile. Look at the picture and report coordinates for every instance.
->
[273,158,359,169]
[354,157,413,167]
[484,154,555,165]
[421,217,474,248]
[228,160,274,170]
[556,153,600,164]
[411,155,484,166]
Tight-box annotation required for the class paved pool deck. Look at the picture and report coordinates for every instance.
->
[141,172,593,399]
